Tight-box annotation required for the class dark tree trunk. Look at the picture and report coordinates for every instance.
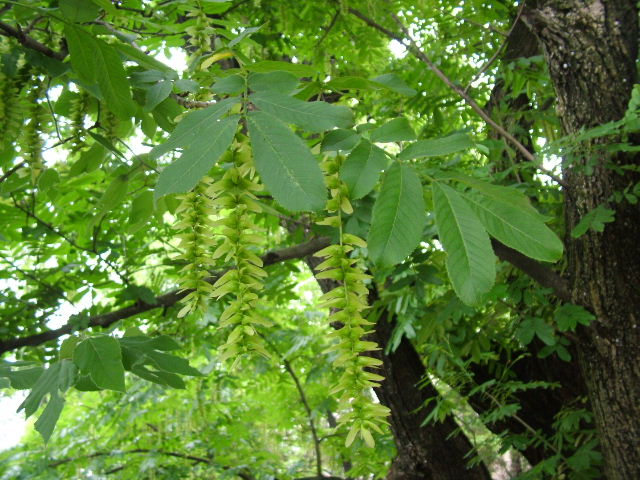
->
[305,256,491,480]
[370,316,490,480]
[524,1,640,478]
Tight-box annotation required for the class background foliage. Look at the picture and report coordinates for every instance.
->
[0,0,634,479]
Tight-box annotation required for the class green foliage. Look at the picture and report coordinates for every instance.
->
[432,182,496,305]
[0,1,605,478]
[368,163,426,267]
[247,110,327,211]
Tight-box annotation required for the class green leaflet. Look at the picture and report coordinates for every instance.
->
[73,336,126,392]
[64,25,136,119]
[370,73,417,97]
[64,25,97,83]
[34,392,65,444]
[119,335,202,389]
[144,80,173,112]
[247,110,326,212]
[464,190,563,262]
[154,115,239,199]
[150,97,239,159]
[340,139,388,199]
[212,74,245,94]
[368,163,425,266]
[321,129,361,152]
[246,60,317,77]
[432,182,495,305]
[59,0,99,23]
[399,133,474,160]
[18,360,76,442]
[128,190,154,233]
[248,71,299,94]
[370,117,416,143]
[250,91,353,133]
[449,174,544,220]
[571,204,616,238]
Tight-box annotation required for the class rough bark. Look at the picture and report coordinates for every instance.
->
[524,1,640,478]
[305,255,491,480]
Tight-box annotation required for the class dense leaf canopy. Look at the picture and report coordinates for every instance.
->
[1,1,639,479]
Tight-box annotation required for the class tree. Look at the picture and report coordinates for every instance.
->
[0,1,638,479]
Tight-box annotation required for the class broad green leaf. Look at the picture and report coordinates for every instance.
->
[34,392,64,443]
[247,110,326,211]
[144,80,173,111]
[128,190,154,233]
[93,40,137,119]
[463,191,563,262]
[64,25,136,119]
[73,336,126,392]
[96,175,128,216]
[228,25,262,47]
[64,25,98,83]
[38,169,60,190]
[212,74,245,94]
[399,133,474,160]
[17,359,75,442]
[368,163,425,266]
[89,131,125,159]
[119,335,180,352]
[115,44,175,73]
[321,129,360,152]
[432,182,495,305]
[450,174,544,220]
[554,304,595,332]
[571,204,615,238]
[6,367,43,389]
[250,91,353,133]
[155,115,239,199]
[248,71,298,94]
[340,139,388,199]
[59,0,98,22]
[246,60,316,77]
[371,73,416,96]
[517,317,556,346]
[370,118,416,143]
[146,351,202,376]
[150,96,239,159]
[327,76,374,91]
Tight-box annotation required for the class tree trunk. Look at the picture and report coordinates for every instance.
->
[305,256,491,480]
[524,2,640,477]
[371,315,490,480]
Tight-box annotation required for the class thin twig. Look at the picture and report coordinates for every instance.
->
[170,93,215,109]
[464,2,526,92]
[44,78,63,143]
[389,13,568,188]
[346,7,568,188]
[460,17,508,37]
[10,198,130,285]
[0,252,76,307]
[263,336,324,478]
[0,162,26,184]
[0,237,331,354]
[316,9,340,48]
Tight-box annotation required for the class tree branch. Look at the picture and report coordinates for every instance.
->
[346,7,568,188]
[0,237,330,355]
[49,448,213,468]
[492,239,571,303]
[267,339,323,478]
[0,21,66,60]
